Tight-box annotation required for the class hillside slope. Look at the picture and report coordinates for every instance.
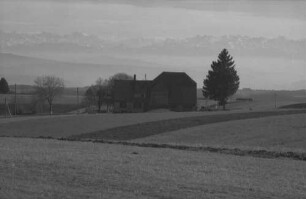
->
[0,53,165,86]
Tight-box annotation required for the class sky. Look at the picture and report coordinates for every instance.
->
[1,0,305,40]
[0,0,305,89]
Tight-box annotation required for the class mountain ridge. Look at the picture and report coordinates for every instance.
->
[1,31,305,59]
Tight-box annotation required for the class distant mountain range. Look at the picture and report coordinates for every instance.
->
[1,31,305,59]
[1,31,305,90]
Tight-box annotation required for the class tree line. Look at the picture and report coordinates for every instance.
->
[0,73,133,115]
[83,73,133,112]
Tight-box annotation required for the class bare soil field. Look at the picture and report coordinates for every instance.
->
[134,113,306,152]
[280,103,306,109]
[0,109,304,140]
[71,110,306,141]
[0,111,225,138]
[1,137,306,199]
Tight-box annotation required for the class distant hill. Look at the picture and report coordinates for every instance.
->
[1,31,305,59]
[8,84,87,96]
[0,53,168,87]
[8,84,35,94]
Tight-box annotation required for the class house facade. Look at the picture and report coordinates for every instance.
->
[113,72,197,112]
[113,79,152,112]
[150,72,197,111]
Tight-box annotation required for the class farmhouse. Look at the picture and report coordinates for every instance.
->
[113,77,152,112]
[113,72,197,112]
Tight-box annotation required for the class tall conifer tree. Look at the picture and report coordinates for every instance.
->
[203,49,240,110]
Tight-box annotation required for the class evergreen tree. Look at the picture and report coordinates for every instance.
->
[203,49,240,110]
[0,77,10,94]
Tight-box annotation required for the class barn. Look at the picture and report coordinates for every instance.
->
[113,72,197,112]
[150,72,197,111]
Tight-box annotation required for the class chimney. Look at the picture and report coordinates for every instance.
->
[134,74,136,81]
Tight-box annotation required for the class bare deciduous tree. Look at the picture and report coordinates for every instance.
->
[34,75,64,115]
[84,85,97,107]
[84,73,133,113]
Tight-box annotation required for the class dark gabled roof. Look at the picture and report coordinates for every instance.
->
[152,72,196,87]
[114,72,196,101]
[114,80,152,101]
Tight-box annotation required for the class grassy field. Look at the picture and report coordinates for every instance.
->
[0,94,84,105]
[1,137,306,199]
[71,110,306,142]
[0,111,220,138]
[197,89,306,111]
[1,109,306,198]
[0,93,85,115]
[134,113,306,152]
[0,109,304,139]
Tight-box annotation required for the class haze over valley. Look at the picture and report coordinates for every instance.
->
[0,0,305,89]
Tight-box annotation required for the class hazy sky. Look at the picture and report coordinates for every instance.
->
[0,0,305,89]
[1,0,305,39]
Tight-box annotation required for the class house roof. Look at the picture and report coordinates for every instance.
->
[152,72,196,88]
[113,72,196,101]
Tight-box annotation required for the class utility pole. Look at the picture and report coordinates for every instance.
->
[4,97,7,118]
[14,84,17,115]
[274,93,277,109]
[77,87,79,114]
[4,97,12,118]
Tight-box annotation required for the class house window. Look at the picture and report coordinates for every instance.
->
[120,102,127,108]
[134,102,142,109]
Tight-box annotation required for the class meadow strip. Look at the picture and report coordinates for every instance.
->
[2,135,306,161]
[71,109,306,140]
[60,138,306,161]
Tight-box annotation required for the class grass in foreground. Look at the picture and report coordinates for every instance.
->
[1,137,306,199]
